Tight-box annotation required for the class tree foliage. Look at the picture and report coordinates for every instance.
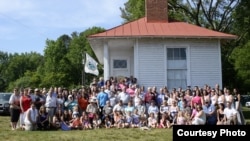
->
[120,0,240,32]
[233,0,250,44]
[0,26,105,91]
[231,41,250,90]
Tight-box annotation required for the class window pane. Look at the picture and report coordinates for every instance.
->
[167,48,187,89]
[167,48,173,60]
[174,48,179,60]
[113,60,127,69]
[180,48,186,60]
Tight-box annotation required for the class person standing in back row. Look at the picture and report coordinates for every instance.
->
[9,88,21,130]
[97,86,109,119]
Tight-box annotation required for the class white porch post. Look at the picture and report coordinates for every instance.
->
[134,38,139,79]
[103,43,109,81]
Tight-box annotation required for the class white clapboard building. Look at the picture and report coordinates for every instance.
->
[88,0,237,90]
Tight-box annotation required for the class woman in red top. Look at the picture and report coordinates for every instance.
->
[20,88,32,130]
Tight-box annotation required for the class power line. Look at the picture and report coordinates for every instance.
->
[0,12,48,38]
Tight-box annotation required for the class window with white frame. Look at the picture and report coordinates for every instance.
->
[167,48,187,89]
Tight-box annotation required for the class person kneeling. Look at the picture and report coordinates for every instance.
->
[24,102,39,131]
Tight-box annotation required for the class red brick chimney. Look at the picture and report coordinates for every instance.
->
[146,0,168,22]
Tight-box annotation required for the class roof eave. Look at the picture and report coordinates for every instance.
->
[88,35,238,40]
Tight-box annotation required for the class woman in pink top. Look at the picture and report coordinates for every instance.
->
[126,84,135,98]
[191,90,202,109]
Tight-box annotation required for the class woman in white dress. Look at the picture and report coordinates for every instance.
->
[192,104,206,125]
[217,90,225,105]
[233,88,245,125]
[24,102,39,131]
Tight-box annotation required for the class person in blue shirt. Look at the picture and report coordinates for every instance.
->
[97,86,109,120]
[97,77,105,88]
[156,88,165,108]
[202,100,217,125]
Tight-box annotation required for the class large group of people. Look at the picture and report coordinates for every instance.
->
[8,76,246,131]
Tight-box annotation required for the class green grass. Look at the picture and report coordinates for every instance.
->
[0,107,249,141]
[242,106,250,124]
[0,116,172,141]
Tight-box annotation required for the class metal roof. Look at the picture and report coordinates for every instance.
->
[89,17,237,39]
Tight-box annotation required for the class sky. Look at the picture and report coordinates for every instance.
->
[0,0,127,55]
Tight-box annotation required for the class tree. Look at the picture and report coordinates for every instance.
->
[66,27,105,86]
[120,0,240,33]
[42,35,72,87]
[0,51,9,91]
[229,0,250,93]
[120,0,145,23]
[0,52,43,91]
[230,41,250,92]
[233,0,250,44]
[41,27,105,88]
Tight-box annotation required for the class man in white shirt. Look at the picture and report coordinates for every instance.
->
[118,87,130,106]
[45,88,57,127]
[113,100,125,114]
[224,101,237,125]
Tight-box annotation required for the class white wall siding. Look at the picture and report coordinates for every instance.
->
[189,42,222,88]
[109,47,134,77]
[137,40,165,89]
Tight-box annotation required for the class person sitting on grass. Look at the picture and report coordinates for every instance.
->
[148,112,158,128]
[104,116,113,129]
[191,104,206,125]
[37,105,49,130]
[132,109,140,128]
[224,101,237,125]
[158,113,167,128]
[81,114,92,130]
[139,114,147,128]
[176,111,187,125]
[61,110,71,126]
[92,114,102,129]
[52,110,62,130]
[24,102,38,131]
[216,103,225,125]
[69,114,81,130]
[124,111,133,128]
[114,111,124,129]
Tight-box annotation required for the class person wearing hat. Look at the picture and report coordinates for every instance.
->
[64,95,78,112]
[86,97,98,125]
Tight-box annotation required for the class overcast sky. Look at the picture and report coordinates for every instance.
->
[0,0,127,55]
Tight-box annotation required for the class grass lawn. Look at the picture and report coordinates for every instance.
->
[0,107,249,141]
[0,116,172,141]
[242,106,250,124]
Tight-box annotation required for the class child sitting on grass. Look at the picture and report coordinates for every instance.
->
[81,114,92,130]
[104,116,113,129]
[114,111,124,129]
[148,113,158,128]
[69,114,81,130]
[92,114,102,129]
